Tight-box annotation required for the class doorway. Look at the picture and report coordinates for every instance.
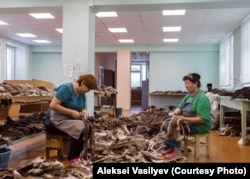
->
[130,52,149,110]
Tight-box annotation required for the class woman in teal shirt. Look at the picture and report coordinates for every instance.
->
[162,73,212,159]
[44,74,98,164]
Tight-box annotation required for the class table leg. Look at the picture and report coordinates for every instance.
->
[241,107,247,145]
[220,105,225,127]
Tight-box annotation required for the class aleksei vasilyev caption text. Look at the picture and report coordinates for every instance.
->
[93,163,249,178]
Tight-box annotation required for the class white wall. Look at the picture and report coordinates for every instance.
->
[30,52,62,87]
[149,50,219,93]
[29,45,220,91]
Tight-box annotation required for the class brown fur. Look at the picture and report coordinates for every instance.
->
[79,117,94,159]
[166,115,182,141]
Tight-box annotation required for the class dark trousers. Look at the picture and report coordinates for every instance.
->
[45,124,84,160]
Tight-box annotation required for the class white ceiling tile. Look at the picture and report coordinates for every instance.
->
[0,4,250,46]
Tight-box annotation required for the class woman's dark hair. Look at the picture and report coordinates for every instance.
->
[183,73,201,87]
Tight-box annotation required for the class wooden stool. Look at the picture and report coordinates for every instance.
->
[183,132,210,158]
[45,132,71,161]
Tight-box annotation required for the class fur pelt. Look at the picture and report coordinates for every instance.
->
[79,117,94,159]
[166,115,182,141]
[165,115,190,141]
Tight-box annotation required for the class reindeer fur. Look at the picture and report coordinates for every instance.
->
[166,115,182,141]
[165,115,191,141]
[79,117,94,160]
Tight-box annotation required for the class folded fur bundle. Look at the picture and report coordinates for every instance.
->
[166,115,190,141]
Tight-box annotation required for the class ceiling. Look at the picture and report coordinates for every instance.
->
[0,4,250,46]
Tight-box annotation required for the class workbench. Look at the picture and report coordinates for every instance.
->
[1,79,54,118]
[219,96,250,145]
[9,96,52,117]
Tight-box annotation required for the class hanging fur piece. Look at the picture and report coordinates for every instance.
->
[165,115,182,141]
[165,115,191,141]
[179,120,191,137]
[79,116,94,160]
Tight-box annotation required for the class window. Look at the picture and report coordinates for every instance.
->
[241,19,250,85]
[219,34,233,89]
[6,45,16,80]
[131,64,141,88]
[131,63,148,88]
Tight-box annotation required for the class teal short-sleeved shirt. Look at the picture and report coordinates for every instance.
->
[55,83,86,111]
[44,83,86,125]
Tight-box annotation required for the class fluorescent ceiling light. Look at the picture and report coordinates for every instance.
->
[96,12,118,17]
[163,26,181,32]
[16,33,36,37]
[33,40,51,43]
[118,39,134,43]
[0,21,8,25]
[163,10,186,16]
[163,38,179,42]
[29,13,55,19]
[56,28,63,33]
[108,28,127,33]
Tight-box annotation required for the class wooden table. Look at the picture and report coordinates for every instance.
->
[9,96,53,118]
[149,93,186,108]
[219,96,250,145]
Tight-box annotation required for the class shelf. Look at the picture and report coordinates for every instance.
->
[11,96,53,103]
[150,93,187,96]
[94,92,116,117]
[94,91,116,98]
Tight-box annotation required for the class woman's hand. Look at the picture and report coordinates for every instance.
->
[50,97,84,119]
[178,116,185,122]
[70,109,87,119]
[173,108,181,115]
[79,109,87,118]
[71,110,82,119]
